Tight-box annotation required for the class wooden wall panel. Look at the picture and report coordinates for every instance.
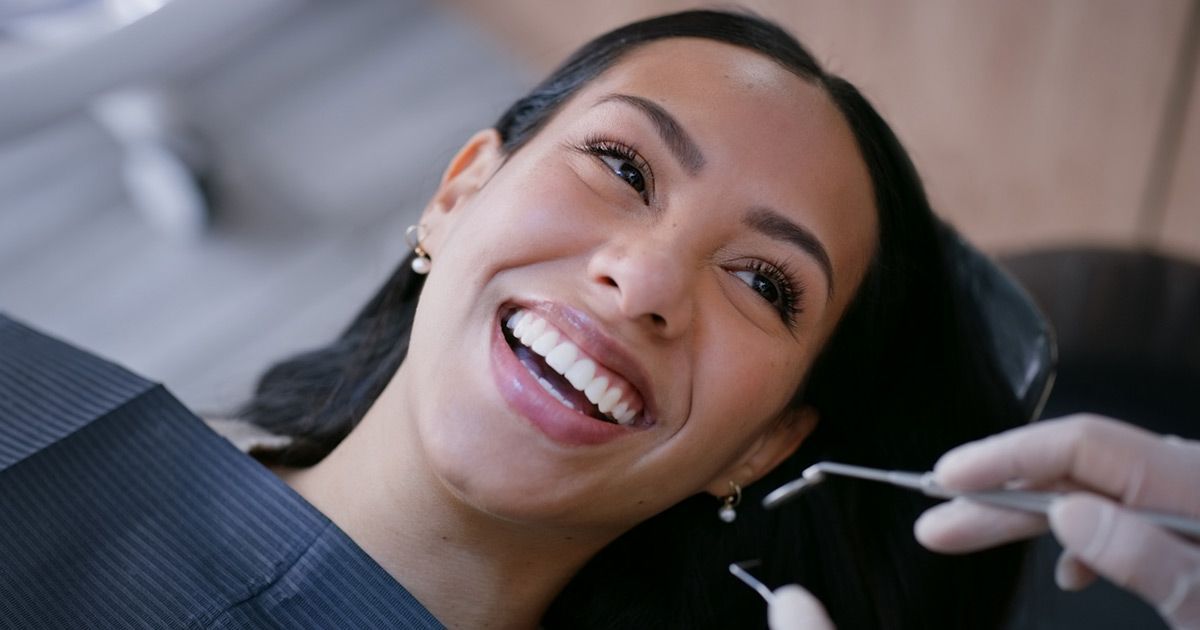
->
[441,0,1198,257]
[1160,55,1200,258]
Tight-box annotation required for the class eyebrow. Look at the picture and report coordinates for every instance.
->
[593,93,833,299]
[743,207,835,300]
[595,93,706,175]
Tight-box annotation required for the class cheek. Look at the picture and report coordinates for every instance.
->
[699,307,807,404]
[688,332,806,449]
[456,160,609,265]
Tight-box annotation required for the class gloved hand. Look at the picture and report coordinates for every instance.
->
[915,414,1200,629]
[767,584,834,630]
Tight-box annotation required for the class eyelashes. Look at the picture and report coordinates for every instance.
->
[735,259,805,328]
[574,134,805,328]
[576,135,654,204]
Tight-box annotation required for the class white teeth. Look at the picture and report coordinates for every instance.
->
[506,309,644,424]
[564,358,596,390]
[598,387,622,414]
[519,317,546,345]
[584,376,609,405]
[545,342,578,373]
[530,330,560,356]
[512,313,531,337]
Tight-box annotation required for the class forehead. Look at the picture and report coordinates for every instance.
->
[544,38,879,311]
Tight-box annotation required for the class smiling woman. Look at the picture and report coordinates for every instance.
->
[239,9,1028,629]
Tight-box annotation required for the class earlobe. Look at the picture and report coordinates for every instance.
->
[426,128,504,217]
[704,406,819,498]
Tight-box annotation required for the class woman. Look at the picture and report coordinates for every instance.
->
[238,9,1029,629]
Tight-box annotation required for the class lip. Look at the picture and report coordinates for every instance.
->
[489,300,658,446]
[524,300,658,423]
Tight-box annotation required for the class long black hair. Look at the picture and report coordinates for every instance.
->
[242,10,1027,628]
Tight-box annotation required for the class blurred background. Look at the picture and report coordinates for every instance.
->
[0,1,1196,627]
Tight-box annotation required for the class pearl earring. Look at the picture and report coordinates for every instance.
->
[405,224,431,275]
[718,480,742,523]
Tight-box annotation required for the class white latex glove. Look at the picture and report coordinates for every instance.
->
[768,584,835,630]
[915,414,1200,629]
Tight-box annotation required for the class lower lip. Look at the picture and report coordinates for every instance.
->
[490,313,633,447]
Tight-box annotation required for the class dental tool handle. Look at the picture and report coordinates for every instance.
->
[953,489,1056,513]
[951,489,1200,542]
[1140,510,1200,540]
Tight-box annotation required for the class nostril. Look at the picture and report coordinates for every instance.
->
[650,313,666,327]
[601,276,619,288]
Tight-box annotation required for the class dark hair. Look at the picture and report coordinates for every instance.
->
[242,10,1027,628]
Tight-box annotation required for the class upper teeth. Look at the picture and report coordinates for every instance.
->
[506,309,640,425]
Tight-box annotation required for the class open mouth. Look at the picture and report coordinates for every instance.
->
[499,306,645,427]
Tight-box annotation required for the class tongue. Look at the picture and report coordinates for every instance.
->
[513,345,607,419]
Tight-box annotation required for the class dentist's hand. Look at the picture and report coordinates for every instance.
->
[915,414,1200,629]
[767,584,835,630]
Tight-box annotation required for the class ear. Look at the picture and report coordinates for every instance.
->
[703,406,819,498]
[419,128,504,241]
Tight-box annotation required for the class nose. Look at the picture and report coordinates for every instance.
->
[587,238,694,338]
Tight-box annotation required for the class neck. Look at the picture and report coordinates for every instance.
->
[277,383,611,630]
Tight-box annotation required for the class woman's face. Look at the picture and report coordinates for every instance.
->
[390,38,877,533]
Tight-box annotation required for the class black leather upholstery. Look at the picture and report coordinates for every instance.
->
[945,229,1057,423]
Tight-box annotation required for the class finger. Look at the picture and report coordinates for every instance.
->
[915,497,1047,553]
[768,585,835,630]
[934,414,1154,491]
[933,414,1200,515]
[1054,550,1097,591]
[1050,494,1200,627]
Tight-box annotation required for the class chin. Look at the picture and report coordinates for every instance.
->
[417,411,641,531]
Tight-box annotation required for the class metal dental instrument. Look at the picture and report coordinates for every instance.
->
[728,560,775,604]
[763,461,1200,540]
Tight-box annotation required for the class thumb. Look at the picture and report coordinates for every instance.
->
[769,584,835,630]
[1050,494,1200,627]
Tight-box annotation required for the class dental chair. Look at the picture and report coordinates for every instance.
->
[946,228,1058,424]
[0,0,301,235]
[1000,248,1200,630]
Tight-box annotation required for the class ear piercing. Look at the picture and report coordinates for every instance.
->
[719,480,742,523]
[405,224,431,275]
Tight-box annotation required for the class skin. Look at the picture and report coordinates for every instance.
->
[281,38,877,629]
[917,414,1200,627]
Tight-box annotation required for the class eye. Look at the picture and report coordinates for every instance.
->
[598,154,646,195]
[577,136,654,204]
[731,260,802,328]
[733,269,781,305]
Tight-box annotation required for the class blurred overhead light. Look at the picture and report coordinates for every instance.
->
[106,0,170,26]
